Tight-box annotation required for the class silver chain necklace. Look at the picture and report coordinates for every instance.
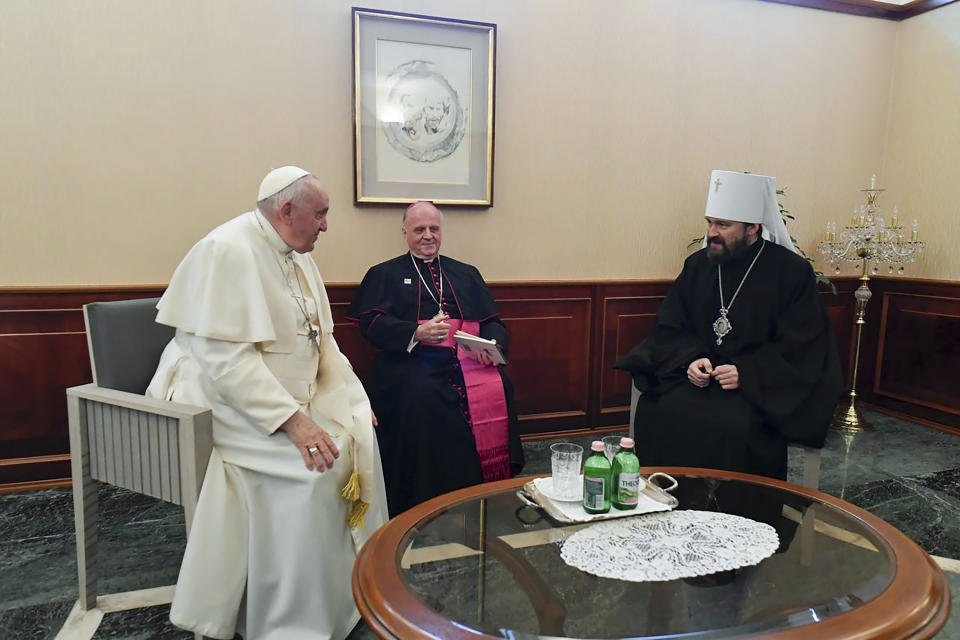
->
[411,253,443,316]
[713,240,765,346]
[255,214,321,354]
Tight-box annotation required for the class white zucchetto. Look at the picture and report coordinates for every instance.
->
[257,166,311,201]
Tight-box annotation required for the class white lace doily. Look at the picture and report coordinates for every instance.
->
[560,510,779,582]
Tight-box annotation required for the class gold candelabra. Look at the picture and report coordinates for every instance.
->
[817,176,924,432]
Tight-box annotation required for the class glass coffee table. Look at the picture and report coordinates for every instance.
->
[353,468,950,639]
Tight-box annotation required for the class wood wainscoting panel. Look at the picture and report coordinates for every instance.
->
[2,277,956,488]
[597,293,666,419]
[0,287,164,485]
[821,278,859,389]
[0,333,90,484]
[493,286,594,434]
[873,292,960,416]
[326,285,376,385]
[0,308,87,334]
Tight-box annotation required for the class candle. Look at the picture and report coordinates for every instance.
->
[892,205,899,228]
[912,220,918,241]
[870,174,877,190]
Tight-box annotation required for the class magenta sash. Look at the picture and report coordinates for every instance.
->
[419,318,511,481]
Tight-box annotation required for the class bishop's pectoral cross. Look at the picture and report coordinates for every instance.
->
[307,328,320,354]
[714,177,723,192]
[713,308,732,346]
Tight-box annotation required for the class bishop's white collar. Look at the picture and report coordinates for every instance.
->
[253,208,294,256]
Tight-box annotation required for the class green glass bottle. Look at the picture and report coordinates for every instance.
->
[611,437,641,510]
[582,440,611,513]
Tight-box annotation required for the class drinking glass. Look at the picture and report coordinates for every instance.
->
[602,435,623,463]
[550,443,583,500]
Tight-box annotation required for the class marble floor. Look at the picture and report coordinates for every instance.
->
[1,408,957,639]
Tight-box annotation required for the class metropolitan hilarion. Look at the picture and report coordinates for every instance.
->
[615,170,842,479]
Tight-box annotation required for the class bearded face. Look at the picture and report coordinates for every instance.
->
[705,218,757,265]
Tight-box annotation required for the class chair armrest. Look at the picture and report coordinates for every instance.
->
[67,383,208,420]
[67,383,213,510]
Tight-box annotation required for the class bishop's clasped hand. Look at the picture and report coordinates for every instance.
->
[417,313,450,343]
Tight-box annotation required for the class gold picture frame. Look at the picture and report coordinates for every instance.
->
[352,7,496,206]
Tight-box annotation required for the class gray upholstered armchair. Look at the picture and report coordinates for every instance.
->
[65,298,212,618]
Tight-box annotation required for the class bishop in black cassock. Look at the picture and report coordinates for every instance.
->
[615,171,842,480]
[348,202,523,516]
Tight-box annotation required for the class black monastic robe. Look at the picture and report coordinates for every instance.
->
[348,253,523,515]
[614,239,842,479]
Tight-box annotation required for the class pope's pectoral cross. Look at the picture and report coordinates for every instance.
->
[308,328,320,353]
[714,177,723,192]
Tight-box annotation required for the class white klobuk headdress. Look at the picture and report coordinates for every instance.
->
[703,170,796,252]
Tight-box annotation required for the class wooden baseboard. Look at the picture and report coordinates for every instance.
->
[861,403,960,438]
[0,478,72,494]
[520,424,628,441]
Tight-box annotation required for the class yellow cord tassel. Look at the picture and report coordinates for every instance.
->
[341,469,361,502]
[348,500,370,529]
[342,469,367,528]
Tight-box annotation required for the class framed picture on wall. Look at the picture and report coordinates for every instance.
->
[352,7,496,206]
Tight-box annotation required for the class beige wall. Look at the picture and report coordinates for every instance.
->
[881,1,960,281]
[0,0,924,286]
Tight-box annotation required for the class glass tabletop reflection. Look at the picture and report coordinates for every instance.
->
[395,475,893,639]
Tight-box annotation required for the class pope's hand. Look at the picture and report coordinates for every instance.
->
[415,314,451,344]
[687,358,713,388]
[371,410,378,427]
[279,411,339,472]
[712,364,740,390]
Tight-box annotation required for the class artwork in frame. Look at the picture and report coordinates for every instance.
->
[352,7,496,206]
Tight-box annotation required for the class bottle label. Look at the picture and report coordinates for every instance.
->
[618,472,640,505]
[584,476,605,510]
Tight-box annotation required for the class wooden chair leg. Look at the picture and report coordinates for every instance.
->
[629,383,641,439]
[68,393,99,610]
[802,446,821,490]
[800,503,817,567]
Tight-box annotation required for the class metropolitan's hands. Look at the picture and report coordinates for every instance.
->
[687,358,739,390]
[712,364,739,390]
[279,411,340,471]
[415,314,450,344]
[687,358,713,387]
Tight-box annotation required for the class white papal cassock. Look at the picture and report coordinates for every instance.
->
[146,209,388,640]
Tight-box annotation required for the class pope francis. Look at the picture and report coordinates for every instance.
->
[146,166,388,639]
